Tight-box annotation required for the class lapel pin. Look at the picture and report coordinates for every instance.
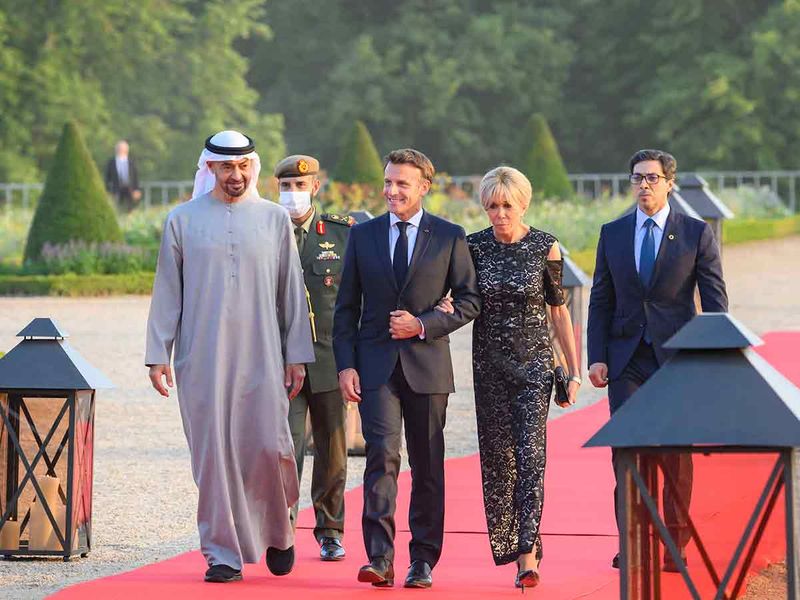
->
[668,234,675,240]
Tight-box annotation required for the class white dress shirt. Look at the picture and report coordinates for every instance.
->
[388,208,425,338]
[634,203,670,272]
[115,156,130,185]
[389,209,424,266]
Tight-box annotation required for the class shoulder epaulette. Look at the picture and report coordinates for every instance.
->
[322,213,355,226]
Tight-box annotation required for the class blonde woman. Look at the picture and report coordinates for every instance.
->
[438,166,579,589]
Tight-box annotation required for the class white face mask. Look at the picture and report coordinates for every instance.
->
[279,190,312,218]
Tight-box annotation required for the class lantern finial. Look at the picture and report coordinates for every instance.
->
[16,318,69,339]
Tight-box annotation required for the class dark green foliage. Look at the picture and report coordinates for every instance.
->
[333,121,384,186]
[519,114,573,200]
[24,122,123,261]
[0,0,283,181]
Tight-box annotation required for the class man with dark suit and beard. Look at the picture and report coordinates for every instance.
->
[587,149,728,572]
[333,148,481,589]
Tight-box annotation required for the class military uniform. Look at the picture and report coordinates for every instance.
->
[275,155,351,548]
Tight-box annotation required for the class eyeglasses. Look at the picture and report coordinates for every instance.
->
[629,173,669,185]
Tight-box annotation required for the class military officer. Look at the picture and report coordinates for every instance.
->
[275,154,351,562]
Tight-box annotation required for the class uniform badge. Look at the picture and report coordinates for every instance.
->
[316,221,326,235]
[323,275,335,287]
[319,241,335,250]
[316,250,341,261]
[297,159,309,174]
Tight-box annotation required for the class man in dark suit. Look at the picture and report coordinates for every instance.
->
[587,149,728,572]
[104,140,141,212]
[333,148,481,588]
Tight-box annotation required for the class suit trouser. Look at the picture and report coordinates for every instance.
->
[359,361,448,568]
[288,378,347,542]
[609,339,694,549]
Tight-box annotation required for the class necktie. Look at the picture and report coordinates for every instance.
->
[639,218,656,287]
[294,225,306,254]
[393,221,409,288]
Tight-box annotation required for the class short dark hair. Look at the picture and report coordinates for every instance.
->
[629,149,677,180]
[384,148,435,182]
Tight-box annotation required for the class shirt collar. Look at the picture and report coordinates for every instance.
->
[296,206,316,233]
[390,208,424,229]
[636,201,670,231]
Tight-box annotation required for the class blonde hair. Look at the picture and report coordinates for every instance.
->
[479,166,532,212]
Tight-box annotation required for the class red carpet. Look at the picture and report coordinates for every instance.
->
[51,331,799,599]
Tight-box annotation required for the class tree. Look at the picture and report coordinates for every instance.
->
[249,0,574,173]
[0,0,284,181]
[519,114,573,199]
[24,121,122,262]
[333,120,384,186]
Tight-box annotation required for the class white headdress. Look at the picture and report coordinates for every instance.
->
[192,130,261,200]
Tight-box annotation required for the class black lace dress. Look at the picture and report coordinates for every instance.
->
[467,226,565,566]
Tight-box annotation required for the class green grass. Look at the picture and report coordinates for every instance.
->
[722,215,800,245]
[0,272,154,296]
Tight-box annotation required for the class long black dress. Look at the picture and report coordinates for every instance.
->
[467,226,565,566]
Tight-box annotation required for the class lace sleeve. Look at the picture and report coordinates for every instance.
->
[544,259,565,306]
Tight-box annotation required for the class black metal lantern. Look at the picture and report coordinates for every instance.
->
[585,313,800,599]
[550,244,591,370]
[0,318,112,560]
[676,174,734,247]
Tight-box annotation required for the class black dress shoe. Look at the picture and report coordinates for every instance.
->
[320,537,346,561]
[612,553,620,569]
[404,560,433,589]
[266,545,295,576]
[204,564,242,583]
[358,557,394,587]
[663,548,687,573]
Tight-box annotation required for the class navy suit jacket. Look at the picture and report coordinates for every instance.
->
[333,211,481,393]
[587,209,728,380]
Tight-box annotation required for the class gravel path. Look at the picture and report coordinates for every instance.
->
[0,236,798,598]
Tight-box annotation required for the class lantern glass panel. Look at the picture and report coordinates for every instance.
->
[621,449,788,599]
[12,395,70,549]
[1,392,7,518]
[71,390,94,548]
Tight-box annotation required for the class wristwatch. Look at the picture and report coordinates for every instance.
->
[568,375,582,385]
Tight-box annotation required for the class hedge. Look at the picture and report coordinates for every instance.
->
[0,272,154,296]
[722,215,800,245]
[24,121,122,261]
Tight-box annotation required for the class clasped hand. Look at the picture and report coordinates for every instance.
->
[389,310,421,339]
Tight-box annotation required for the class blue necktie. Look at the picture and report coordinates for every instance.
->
[639,218,656,287]
[393,222,409,288]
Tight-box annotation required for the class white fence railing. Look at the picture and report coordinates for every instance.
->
[3,170,799,215]
[449,171,799,211]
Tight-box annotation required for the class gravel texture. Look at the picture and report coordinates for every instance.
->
[0,236,798,598]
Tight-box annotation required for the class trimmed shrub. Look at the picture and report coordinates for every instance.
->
[24,121,122,262]
[519,114,573,200]
[333,121,384,187]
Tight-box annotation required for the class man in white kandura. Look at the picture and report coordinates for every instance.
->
[145,130,314,583]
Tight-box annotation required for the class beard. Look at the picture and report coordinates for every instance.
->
[222,178,248,197]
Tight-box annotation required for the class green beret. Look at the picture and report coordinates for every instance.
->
[273,154,320,178]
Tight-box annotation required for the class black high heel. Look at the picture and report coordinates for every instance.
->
[515,553,541,593]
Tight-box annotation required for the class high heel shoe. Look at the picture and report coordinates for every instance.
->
[515,567,540,592]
